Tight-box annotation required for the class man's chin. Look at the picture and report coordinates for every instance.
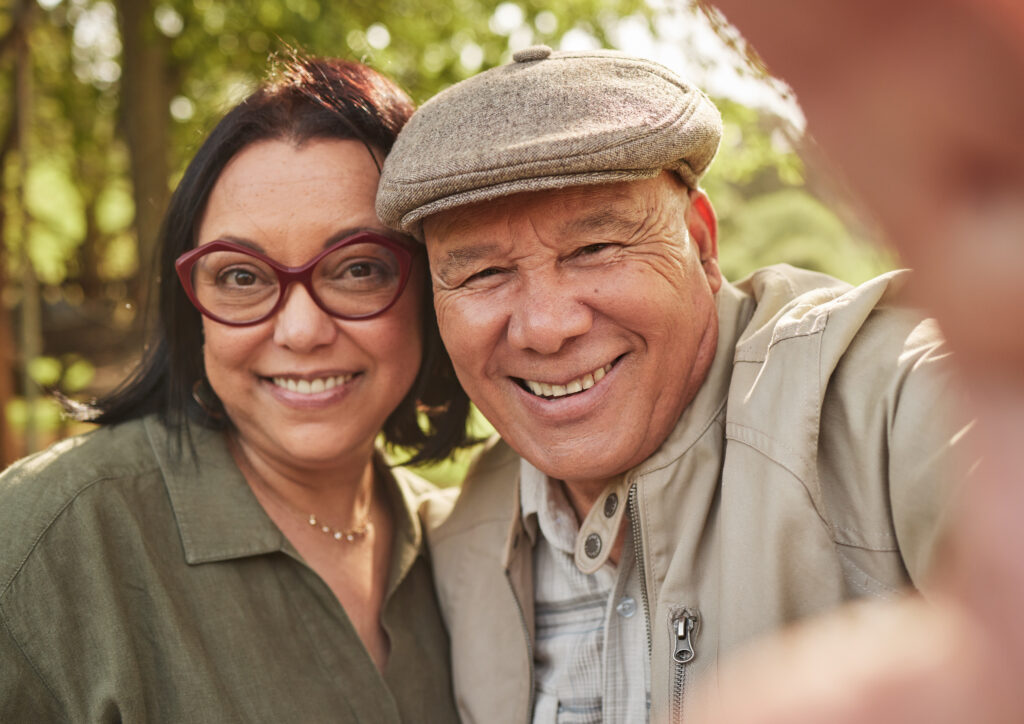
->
[509,435,631,489]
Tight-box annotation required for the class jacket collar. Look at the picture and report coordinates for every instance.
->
[632,280,754,478]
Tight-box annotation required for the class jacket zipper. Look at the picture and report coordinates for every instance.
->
[505,569,535,723]
[627,482,653,662]
[670,609,700,724]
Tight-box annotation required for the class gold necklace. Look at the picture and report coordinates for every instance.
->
[306,512,371,542]
[231,436,374,544]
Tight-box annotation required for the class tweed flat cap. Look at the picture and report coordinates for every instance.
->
[377,46,722,239]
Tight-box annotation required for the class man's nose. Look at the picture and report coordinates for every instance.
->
[272,282,338,352]
[507,275,593,355]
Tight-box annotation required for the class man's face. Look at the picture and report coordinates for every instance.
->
[424,173,723,489]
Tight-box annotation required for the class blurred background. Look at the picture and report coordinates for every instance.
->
[0,0,895,477]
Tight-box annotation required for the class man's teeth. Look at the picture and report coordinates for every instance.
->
[524,363,612,399]
[272,374,353,394]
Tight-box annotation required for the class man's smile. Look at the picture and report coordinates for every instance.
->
[514,359,619,400]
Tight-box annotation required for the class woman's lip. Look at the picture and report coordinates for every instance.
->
[260,372,362,407]
[267,372,358,395]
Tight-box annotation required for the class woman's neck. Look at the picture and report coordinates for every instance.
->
[227,431,379,535]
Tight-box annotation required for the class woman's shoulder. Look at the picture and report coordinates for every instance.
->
[0,417,159,495]
[0,417,166,588]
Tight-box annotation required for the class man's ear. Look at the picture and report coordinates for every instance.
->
[685,188,723,293]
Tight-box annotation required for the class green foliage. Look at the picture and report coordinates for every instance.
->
[26,356,63,388]
[392,406,496,488]
[5,396,65,434]
[61,357,96,392]
[1,0,894,465]
[718,189,894,284]
[704,98,893,283]
[25,354,96,392]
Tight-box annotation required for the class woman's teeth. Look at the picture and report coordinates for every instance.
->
[272,374,353,394]
[523,363,613,399]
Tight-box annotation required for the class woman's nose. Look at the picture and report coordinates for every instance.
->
[272,282,338,352]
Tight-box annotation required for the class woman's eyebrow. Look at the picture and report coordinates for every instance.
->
[322,226,392,249]
[209,226,391,255]
[211,235,265,253]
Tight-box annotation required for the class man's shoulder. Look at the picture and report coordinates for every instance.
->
[0,417,163,594]
[733,264,929,361]
[429,435,520,544]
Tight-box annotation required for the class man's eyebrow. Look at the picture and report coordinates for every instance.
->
[436,244,500,279]
[560,209,642,239]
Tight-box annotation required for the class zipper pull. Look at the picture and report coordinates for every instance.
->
[672,610,699,664]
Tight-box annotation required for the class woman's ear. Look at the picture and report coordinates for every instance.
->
[685,188,723,293]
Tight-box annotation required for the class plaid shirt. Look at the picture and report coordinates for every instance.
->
[521,464,650,723]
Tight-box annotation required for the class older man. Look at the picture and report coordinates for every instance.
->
[377,47,970,723]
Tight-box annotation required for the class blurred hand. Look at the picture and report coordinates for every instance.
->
[690,1,1024,722]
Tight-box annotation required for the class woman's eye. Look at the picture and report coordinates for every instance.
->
[346,262,379,279]
[218,268,259,287]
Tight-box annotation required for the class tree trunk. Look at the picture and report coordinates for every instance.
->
[0,46,19,466]
[113,0,172,325]
[7,0,42,460]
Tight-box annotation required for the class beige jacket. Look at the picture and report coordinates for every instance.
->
[422,265,971,724]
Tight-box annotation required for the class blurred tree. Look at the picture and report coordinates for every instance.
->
[0,0,893,468]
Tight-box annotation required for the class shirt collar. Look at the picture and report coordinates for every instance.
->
[146,416,426,571]
[145,415,285,564]
[385,464,427,593]
[519,460,578,555]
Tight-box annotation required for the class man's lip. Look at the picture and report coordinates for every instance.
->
[513,356,622,400]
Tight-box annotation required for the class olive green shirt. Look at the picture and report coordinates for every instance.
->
[0,415,458,723]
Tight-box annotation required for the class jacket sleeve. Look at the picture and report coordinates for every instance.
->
[0,612,65,721]
[884,319,973,583]
[819,307,973,590]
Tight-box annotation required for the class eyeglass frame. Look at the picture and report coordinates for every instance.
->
[174,231,421,327]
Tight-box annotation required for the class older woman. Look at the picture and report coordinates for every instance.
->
[0,57,469,722]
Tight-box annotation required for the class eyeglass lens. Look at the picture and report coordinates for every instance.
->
[190,241,404,323]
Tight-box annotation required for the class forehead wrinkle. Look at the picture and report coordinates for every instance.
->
[560,208,647,241]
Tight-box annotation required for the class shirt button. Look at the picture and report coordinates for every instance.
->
[603,492,618,518]
[616,596,637,618]
[584,533,602,558]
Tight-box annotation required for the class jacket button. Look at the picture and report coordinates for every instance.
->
[603,492,618,518]
[512,45,553,63]
[584,533,602,558]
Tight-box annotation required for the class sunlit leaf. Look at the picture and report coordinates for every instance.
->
[27,356,63,388]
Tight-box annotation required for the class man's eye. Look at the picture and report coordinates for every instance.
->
[464,267,506,284]
[574,243,615,258]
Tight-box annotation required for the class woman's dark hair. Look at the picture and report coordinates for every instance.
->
[81,55,473,465]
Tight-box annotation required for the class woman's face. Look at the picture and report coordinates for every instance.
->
[196,138,423,473]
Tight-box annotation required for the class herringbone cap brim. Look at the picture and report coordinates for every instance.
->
[376,46,723,240]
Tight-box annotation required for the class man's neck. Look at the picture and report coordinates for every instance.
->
[559,478,611,521]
